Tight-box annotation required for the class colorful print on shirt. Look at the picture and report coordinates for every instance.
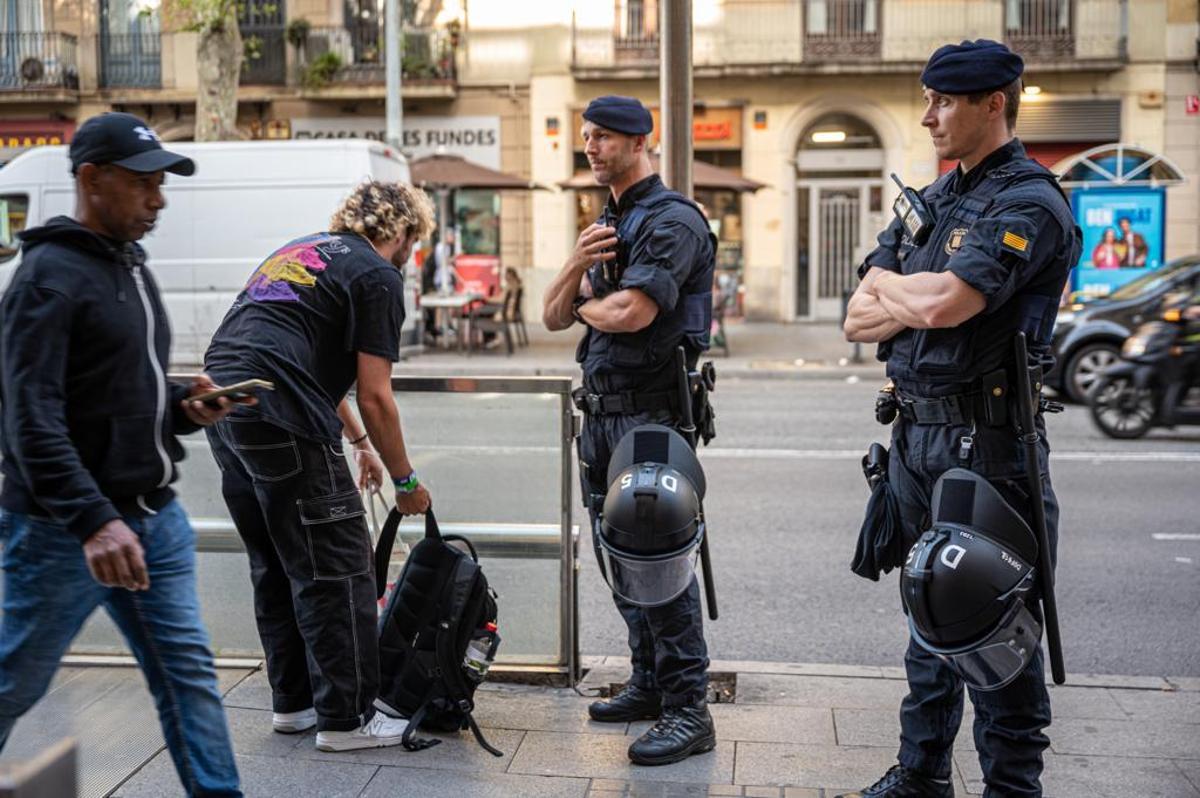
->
[244,233,353,302]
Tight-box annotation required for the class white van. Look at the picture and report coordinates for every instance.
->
[0,139,418,363]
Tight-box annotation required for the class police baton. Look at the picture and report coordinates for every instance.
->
[676,346,719,621]
[1012,333,1066,685]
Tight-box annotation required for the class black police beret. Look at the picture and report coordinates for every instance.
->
[582,95,654,136]
[920,39,1024,94]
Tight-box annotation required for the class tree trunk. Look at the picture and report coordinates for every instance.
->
[195,19,242,141]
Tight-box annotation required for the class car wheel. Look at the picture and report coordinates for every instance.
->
[1064,342,1121,403]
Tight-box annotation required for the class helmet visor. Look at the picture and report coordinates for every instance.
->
[598,540,701,607]
[912,601,1042,691]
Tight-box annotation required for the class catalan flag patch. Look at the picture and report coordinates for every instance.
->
[1002,231,1029,253]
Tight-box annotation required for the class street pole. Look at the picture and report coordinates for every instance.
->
[385,0,403,149]
[659,0,693,199]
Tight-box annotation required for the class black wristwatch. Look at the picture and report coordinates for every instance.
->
[571,295,590,323]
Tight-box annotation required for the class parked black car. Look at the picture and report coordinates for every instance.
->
[1048,256,1200,402]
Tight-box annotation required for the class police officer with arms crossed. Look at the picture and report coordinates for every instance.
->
[840,41,1080,797]
[543,95,718,766]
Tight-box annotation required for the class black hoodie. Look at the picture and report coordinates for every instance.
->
[0,216,200,541]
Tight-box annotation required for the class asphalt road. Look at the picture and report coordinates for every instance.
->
[64,378,1200,677]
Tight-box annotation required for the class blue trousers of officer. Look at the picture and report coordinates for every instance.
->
[579,408,710,708]
[889,416,1058,798]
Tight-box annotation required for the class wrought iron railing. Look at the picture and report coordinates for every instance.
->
[0,31,79,91]
[804,0,881,61]
[300,25,457,85]
[570,0,1126,69]
[100,32,162,89]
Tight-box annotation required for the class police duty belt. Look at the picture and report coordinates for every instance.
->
[572,387,681,417]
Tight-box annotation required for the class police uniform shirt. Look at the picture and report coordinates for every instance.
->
[579,174,715,391]
[864,139,1075,394]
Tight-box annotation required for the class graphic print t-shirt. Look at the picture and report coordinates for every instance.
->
[205,232,406,443]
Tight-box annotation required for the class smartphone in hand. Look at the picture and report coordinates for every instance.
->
[192,379,275,406]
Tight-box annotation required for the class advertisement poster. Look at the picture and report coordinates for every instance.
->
[1072,188,1166,297]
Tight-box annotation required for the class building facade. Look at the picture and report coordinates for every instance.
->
[3,0,1198,320]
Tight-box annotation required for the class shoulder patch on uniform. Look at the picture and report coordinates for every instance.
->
[944,227,969,255]
[1001,231,1029,253]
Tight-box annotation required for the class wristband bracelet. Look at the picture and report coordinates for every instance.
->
[348,433,368,446]
[571,295,590,323]
[393,472,420,493]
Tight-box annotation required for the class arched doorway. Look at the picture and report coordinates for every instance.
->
[794,112,884,319]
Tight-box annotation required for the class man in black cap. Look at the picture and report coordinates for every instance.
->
[841,41,1080,797]
[0,113,243,796]
[543,95,718,765]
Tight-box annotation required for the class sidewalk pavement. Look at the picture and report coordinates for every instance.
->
[396,321,886,382]
[101,657,1198,798]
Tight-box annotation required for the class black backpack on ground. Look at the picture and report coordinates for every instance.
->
[373,509,502,756]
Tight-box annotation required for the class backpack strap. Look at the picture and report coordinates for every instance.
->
[432,586,505,758]
[400,684,443,752]
[374,509,442,599]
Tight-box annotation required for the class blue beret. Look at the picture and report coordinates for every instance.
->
[582,95,653,136]
[921,39,1024,94]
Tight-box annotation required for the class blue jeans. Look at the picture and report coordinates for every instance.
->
[0,501,242,797]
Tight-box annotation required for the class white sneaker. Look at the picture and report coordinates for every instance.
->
[315,713,411,752]
[272,707,317,734]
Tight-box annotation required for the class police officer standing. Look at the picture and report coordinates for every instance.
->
[543,95,717,766]
[841,41,1080,797]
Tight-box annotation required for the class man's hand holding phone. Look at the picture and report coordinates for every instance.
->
[182,375,268,427]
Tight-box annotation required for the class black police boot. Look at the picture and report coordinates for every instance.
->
[627,703,716,766]
[836,764,954,797]
[587,684,662,723]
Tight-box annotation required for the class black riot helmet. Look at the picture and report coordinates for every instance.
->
[597,425,706,607]
[901,468,1043,691]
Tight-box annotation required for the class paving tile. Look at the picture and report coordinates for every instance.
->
[735,674,908,711]
[628,706,834,746]
[743,787,781,797]
[1177,760,1200,792]
[294,727,526,772]
[591,778,630,791]
[1108,687,1200,725]
[781,789,821,798]
[707,785,743,796]
[222,707,310,758]
[832,709,976,752]
[1049,718,1200,759]
[732,742,897,788]
[221,669,274,712]
[114,751,378,798]
[361,765,590,797]
[508,730,734,785]
[472,689,628,735]
[956,750,1200,798]
[1167,677,1200,692]
[708,660,887,679]
[1043,686,1129,720]
[1060,674,1170,691]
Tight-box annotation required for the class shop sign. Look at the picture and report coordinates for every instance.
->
[453,254,501,297]
[0,120,74,150]
[290,116,502,169]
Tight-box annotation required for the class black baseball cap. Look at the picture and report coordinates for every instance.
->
[69,112,195,176]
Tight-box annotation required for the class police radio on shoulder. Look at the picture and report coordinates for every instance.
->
[890,173,935,244]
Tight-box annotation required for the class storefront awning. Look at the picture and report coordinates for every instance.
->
[410,153,548,191]
[560,155,767,193]
[1054,143,1187,189]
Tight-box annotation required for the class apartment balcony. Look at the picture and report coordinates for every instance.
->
[298,25,458,99]
[570,0,1127,77]
[100,32,162,89]
[0,31,79,99]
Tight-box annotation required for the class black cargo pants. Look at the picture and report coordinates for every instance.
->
[578,407,710,708]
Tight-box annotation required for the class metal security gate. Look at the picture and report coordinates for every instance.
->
[798,179,882,319]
